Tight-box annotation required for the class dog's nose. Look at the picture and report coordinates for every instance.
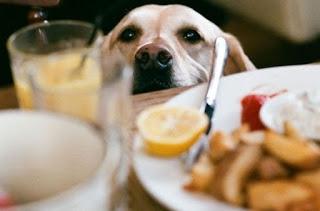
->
[135,44,173,70]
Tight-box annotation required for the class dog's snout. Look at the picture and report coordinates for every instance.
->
[135,44,172,71]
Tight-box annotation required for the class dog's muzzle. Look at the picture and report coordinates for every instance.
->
[133,43,174,94]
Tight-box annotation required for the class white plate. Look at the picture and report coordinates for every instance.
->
[133,64,320,211]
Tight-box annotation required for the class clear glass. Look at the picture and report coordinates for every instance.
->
[6,21,132,210]
[7,20,103,114]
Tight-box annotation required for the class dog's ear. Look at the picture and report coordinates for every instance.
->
[101,32,127,78]
[102,32,113,55]
[222,33,256,75]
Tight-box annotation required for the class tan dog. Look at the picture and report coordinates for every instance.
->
[103,4,256,94]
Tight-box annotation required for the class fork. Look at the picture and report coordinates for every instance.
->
[183,36,229,171]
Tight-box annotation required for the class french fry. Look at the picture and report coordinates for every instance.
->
[264,131,320,169]
[284,121,306,142]
[286,200,318,211]
[296,169,320,210]
[184,154,215,192]
[209,131,238,161]
[239,130,265,145]
[247,180,316,211]
[296,169,320,191]
[211,145,262,205]
[231,124,250,141]
[256,156,289,180]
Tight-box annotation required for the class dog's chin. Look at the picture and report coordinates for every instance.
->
[133,78,176,94]
[132,68,176,94]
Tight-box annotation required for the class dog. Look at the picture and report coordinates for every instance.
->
[102,4,256,94]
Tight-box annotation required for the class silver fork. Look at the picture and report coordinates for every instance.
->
[183,36,229,171]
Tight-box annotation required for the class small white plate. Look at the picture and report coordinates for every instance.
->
[133,65,320,211]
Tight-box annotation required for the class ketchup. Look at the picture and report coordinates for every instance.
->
[241,94,270,131]
[241,90,287,131]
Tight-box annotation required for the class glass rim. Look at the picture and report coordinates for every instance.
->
[7,20,103,57]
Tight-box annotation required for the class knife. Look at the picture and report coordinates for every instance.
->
[184,36,229,171]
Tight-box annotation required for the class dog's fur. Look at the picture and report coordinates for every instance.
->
[102,4,256,94]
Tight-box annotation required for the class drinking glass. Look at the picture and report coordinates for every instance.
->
[6,20,132,210]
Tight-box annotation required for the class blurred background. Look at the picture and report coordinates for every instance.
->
[1,0,320,87]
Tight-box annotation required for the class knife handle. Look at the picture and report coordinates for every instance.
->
[204,37,229,108]
[200,37,228,133]
[203,101,215,134]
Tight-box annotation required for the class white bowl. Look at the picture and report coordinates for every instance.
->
[0,110,105,210]
[260,90,320,140]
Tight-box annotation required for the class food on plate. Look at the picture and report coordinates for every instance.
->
[231,124,249,140]
[241,94,270,131]
[260,90,320,139]
[211,145,262,205]
[247,180,316,211]
[184,154,215,191]
[241,91,287,131]
[256,156,289,180]
[284,121,307,142]
[296,169,320,192]
[264,131,320,169]
[208,131,238,161]
[296,169,320,209]
[185,122,320,210]
[239,130,265,145]
[137,105,208,156]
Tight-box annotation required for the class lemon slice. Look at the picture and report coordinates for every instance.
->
[137,105,209,156]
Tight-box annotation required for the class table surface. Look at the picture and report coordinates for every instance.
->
[0,85,192,211]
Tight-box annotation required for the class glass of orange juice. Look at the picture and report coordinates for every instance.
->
[6,20,132,210]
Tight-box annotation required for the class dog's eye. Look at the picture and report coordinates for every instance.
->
[119,27,138,42]
[182,29,202,43]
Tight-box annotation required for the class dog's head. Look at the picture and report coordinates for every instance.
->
[103,4,255,94]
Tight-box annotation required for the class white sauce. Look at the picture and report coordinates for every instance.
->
[260,90,320,139]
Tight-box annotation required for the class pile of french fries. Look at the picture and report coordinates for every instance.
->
[184,122,320,211]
